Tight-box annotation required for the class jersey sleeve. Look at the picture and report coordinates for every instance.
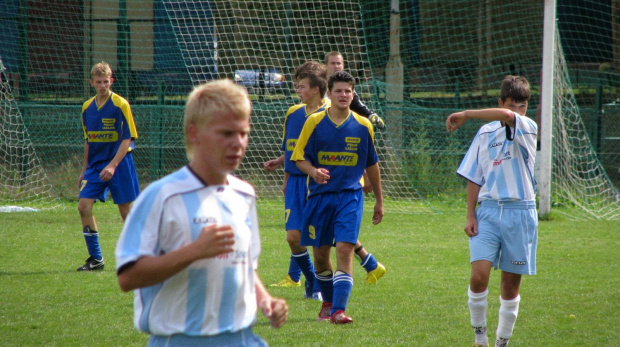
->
[350,91,373,118]
[456,129,484,186]
[510,112,538,151]
[81,98,95,140]
[115,183,165,271]
[281,104,302,152]
[291,112,323,163]
[356,114,379,167]
[113,94,139,141]
[248,195,261,270]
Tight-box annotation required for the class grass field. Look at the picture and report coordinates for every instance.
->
[0,201,618,346]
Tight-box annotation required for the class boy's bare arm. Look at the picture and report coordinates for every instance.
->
[117,224,235,292]
[464,180,481,237]
[365,163,384,225]
[295,159,330,184]
[100,138,132,181]
[446,108,515,132]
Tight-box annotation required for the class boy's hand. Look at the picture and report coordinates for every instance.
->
[369,114,385,130]
[193,225,235,259]
[464,216,478,237]
[99,166,116,181]
[259,297,288,328]
[264,159,281,171]
[446,111,466,132]
[311,168,330,185]
[372,202,384,225]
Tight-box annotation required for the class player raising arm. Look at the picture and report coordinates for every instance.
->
[446,75,537,347]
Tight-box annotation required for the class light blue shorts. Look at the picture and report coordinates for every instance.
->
[470,200,538,275]
[300,190,364,248]
[284,174,307,231]
[79,154,140,204]
[148,327,267,347]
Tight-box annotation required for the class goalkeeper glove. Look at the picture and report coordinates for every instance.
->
[369,114,385,130]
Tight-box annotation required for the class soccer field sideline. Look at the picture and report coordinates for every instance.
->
[0,202,618,346]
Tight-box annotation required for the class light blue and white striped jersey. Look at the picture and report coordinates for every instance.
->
[457,112,538,202]
[115,166,260,337]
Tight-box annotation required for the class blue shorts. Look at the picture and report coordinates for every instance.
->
[148,327,267,347]
[79,154,140,204]
[284,174,308,231]
[300,190,364,248]
[470,200,538,275]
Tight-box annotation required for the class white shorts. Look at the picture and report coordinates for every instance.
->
[470,200,538,275]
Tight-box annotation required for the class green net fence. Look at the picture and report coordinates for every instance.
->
[0,0,618,218]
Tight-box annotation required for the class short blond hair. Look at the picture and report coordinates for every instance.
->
[324,51,343,64]
[183,79,251,160]
[90,61,112,78]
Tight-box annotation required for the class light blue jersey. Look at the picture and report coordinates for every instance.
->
[457,112,538,202]
[115,166,260,337]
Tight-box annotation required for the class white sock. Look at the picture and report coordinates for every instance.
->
[468,287,489,345]
[495,295,521,346]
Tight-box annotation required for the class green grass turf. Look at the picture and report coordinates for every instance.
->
[0,201,618,346]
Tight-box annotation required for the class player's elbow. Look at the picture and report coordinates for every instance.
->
[117,263,138,292]
[118,274,134,292]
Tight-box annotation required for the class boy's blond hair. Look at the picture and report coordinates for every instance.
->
[90,61,113,78]
[324,51,343,64]
[183,79,251,160]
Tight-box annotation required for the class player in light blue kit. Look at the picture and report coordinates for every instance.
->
[77,61,139,271]
[446,75,537,347]
[292,71,384,324]
[264,61,327,300]
[116,79,288,346]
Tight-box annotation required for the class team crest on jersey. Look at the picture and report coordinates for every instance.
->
[318,151,358,166]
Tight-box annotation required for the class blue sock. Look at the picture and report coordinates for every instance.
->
[287,254,302,282]
[312,277,321,294]
[360,253,378,273]
[316,271,333,303]
[331,271,353,314]
[292,251,316,293]
[83,227,102,260]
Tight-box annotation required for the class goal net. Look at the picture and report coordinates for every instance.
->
[0,0,618,218]
[550,32,620,220]
[0,58,60,210]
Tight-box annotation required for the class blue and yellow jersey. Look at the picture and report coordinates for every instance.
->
[291,107,378,197]
[81,92,138,166]
[281,101,327,176]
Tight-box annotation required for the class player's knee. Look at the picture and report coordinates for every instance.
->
[77,201,92,217]
[285,232,301,246]
[470,274,490,290]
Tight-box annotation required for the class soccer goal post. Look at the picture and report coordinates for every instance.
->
[0,58,61,211]
[538,0,556,217]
